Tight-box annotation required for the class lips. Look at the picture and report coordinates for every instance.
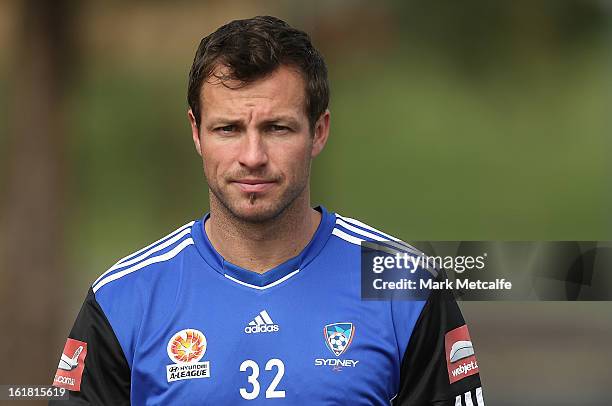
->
[232,179,276,193]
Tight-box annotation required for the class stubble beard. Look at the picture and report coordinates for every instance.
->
[208,172,309,224]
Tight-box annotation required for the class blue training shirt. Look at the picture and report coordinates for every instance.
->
[51,206,484,406]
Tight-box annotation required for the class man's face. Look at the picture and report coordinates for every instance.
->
[189,65,329,223]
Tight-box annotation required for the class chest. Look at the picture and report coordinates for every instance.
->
[129,276,402,405]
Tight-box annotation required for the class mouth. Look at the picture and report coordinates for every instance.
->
[232,179,277,193]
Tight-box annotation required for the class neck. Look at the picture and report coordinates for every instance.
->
[205,193,321,274]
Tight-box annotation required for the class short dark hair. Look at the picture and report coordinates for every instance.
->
[187,16,329,131]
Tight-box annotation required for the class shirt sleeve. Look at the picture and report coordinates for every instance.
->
[392,273,485,406]
[50,287,131,405]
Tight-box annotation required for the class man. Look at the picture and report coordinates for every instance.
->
[51,16,484,405]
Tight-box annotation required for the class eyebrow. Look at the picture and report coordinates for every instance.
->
[204,115,302,129]
[204,117,241,125]
[260,116,301,128]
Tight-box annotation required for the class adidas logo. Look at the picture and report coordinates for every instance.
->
[244,310,280,334]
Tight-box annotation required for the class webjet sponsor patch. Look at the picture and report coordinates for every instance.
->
[53,338,87,391]
[445,325,479,384]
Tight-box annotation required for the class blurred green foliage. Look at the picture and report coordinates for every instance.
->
[1,0,609,286]
[1,4,610,402]
[66,43,611,287]
[320,47,611,241]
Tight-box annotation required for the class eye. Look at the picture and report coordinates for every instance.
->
[215,125,237,134]
[269,125,289,133]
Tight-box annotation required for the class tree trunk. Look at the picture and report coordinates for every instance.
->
[0,0,76,391]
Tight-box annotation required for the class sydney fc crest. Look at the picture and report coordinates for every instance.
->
[315,322,359,370]
[324,322,354,357]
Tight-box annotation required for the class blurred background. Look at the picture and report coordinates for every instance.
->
[1,0,611,404]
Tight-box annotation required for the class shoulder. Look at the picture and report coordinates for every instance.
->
[91,220,197,294]
[328,212,438,283]
[86,220,198,360]
[329,212,421,255]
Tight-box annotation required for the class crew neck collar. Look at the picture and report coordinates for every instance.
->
[192,206,335,289]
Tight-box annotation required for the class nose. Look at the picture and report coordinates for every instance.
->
[237,130,268,169]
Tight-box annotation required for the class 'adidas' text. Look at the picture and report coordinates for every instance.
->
[244,310,280,334]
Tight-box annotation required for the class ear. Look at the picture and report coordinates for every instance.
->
[311,109,330,158]
[188,109,202,157]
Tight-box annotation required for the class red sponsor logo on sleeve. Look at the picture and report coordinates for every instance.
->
[445,325,479,384]
[53,338,87,391]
